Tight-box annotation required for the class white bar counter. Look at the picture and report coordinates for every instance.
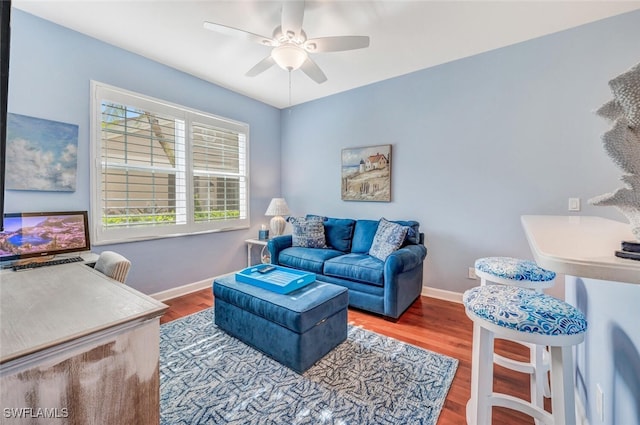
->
[522,215,640,425]
[521,215,640,285]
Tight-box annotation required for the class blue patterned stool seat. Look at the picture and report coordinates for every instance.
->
[464,284,587,425]
[463,285,587,338]
[475,257,556,289]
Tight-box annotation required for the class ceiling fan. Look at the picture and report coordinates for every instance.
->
[203,1,370,84]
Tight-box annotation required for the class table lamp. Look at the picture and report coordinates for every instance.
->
[265,198,290,236]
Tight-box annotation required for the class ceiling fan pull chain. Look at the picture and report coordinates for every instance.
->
[289,69,292,107]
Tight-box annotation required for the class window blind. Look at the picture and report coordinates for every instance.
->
[91,82,249,244]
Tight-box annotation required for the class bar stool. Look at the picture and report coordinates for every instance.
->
[475,256,556,406]
[464,285,587,425]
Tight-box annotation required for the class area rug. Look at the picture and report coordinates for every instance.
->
[160,308,458,424]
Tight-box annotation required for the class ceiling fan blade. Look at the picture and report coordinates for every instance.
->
[245,56,276,77]
[305,36,370,53]
[281,1,305,39]
[203,21,273,46]
[300,57,327,84]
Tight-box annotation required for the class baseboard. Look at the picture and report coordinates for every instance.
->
[151,277,215,302]
[421,286,463,304]
[152,279,465,304]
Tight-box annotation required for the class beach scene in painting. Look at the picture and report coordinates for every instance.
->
[341,145,391,202]
[5,113,79,191]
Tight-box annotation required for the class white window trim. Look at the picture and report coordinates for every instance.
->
[90,81,250,245]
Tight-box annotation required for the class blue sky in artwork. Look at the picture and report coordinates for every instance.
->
[5,113,79,191]
[1,216,49,233]
[342,145,390,167]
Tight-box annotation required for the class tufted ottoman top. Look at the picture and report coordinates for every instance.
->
[214,274,348,334]
[475,257,556,282]
[463,285,587,336]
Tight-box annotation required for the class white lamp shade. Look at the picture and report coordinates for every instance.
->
[271,44,308,71]
[265,198,290,216]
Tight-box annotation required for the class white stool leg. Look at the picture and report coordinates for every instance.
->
[532,288,552,400]
[550,345,578,425]
[542,346,552,398]
[531,344,546,425]
[468,322,495,425]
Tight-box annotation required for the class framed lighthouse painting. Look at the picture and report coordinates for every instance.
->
[341,144,391,202]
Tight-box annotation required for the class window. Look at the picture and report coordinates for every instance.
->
[90,81,249,244]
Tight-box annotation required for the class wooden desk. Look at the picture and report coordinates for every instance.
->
[0,262,168,424]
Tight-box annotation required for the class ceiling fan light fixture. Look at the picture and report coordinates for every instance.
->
[271,44,308,71]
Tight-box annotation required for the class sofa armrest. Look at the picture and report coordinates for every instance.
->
[385,245,427,275]
[382,244,427,319]
[267,235,293,265]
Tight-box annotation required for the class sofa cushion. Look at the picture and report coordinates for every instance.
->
[395,220,420,245]
[351,220,379,253]
[369,218,409,261]
[351,219,420,253]
[324,217,356,252]
[288,216,327,248]
[278,247,344,274]
[325,218,356,252]
[324,253,384,287]
[307,216,356,252]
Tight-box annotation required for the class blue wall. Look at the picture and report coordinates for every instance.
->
[280,9,640,295]
[5,10,282,294]
[6,8,640,298]
[279,10,640,425]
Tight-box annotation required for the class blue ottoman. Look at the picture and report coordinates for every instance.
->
[213,274,349,373]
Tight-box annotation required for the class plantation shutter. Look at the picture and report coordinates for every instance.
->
[91,82,249,244]
[100,103,186,229]
[191,121,247,222]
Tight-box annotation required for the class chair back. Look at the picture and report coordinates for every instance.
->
[95,251,131,284]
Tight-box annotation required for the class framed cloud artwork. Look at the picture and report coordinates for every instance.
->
[341,144,391,202]
[6,113,79,192]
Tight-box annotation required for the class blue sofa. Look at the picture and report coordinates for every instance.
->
[267,216,427,320]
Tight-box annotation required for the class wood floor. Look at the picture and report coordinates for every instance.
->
[161,290,550,424]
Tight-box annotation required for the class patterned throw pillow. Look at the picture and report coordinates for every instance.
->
[288,216,327,248]
[369,218,408,261]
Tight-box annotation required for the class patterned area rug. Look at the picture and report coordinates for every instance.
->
[160,308,458,424]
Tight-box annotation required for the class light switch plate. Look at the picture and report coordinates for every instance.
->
[568,197,581,211]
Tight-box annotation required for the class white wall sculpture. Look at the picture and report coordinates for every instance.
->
[589,62,640,241]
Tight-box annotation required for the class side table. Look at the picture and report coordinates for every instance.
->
[245,238,270,267]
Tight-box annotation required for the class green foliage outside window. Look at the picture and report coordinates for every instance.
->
[103,210,240,227]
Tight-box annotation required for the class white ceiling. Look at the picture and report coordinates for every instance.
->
[13,1,640,109]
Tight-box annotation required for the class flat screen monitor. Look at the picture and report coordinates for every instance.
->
[0,211,90,263]
[0,1,12,232]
